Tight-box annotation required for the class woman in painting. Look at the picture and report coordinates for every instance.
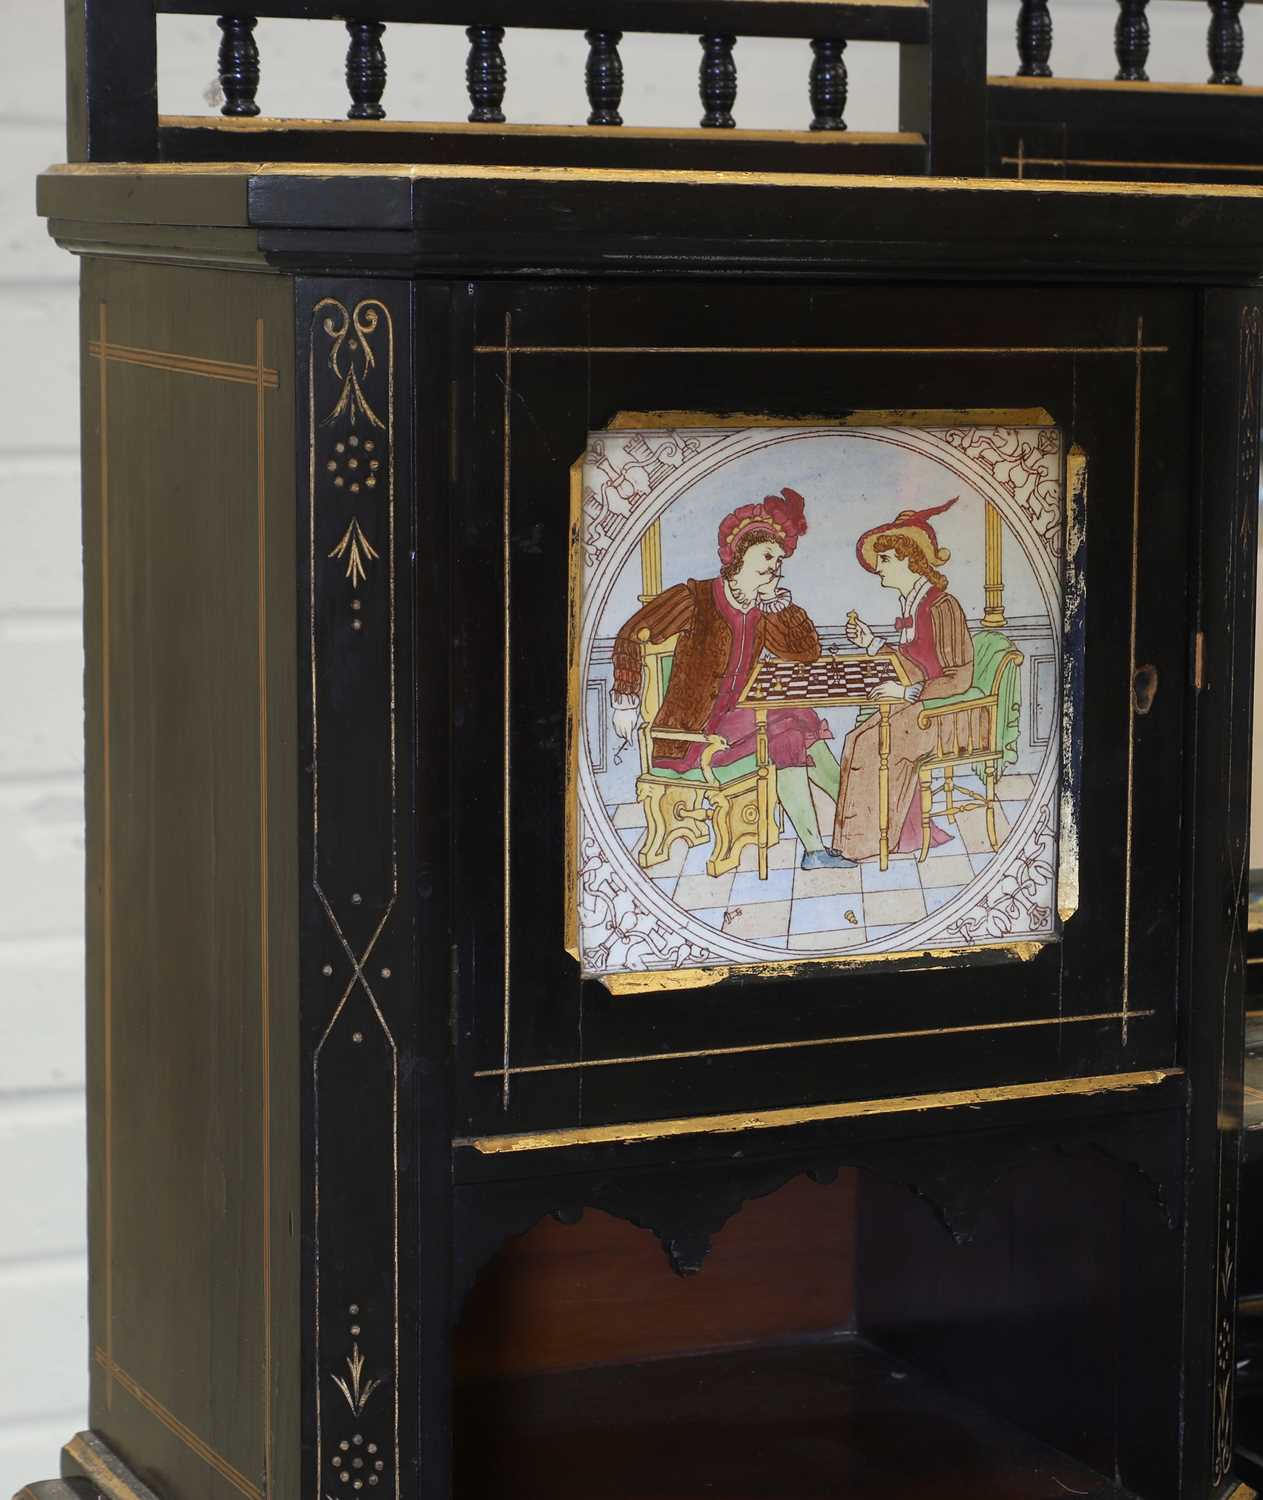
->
[610,488,848,870]
[832,499,974,863]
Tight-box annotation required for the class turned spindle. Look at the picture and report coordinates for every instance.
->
[808,39,847,130]
[1016,0,1053,77]
[217,15,260,117]
[466,25,507,123]
[1114,0,1150,81]
[345,20,387,119]
[699,34,738,129]
[1208,0,1245,84]
[585,30,624,126]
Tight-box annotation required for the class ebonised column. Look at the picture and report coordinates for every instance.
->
[699,34,738,129]
[467,26,507,124]
[1115,0,1150,81]
[808,39,847,131]
[585,30,624,126]
[345,20,387,120]
[1208,0,1245,84]
[1016,0,1053,78]
[217,14,260,117]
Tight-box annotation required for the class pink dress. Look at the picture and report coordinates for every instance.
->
[658,579,830,774]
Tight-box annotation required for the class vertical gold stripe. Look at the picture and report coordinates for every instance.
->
[98,299,113,1409]
[501,316,513,1110]
[255,318,272,1493]
[1123,317,1143,1044]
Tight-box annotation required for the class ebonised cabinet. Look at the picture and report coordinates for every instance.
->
[17,100,1263,1500]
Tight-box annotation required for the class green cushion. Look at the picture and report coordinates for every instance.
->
[644,751,760,786]
[919,630,1023,776]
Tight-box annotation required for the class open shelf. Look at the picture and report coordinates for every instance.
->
[453,1334,1116,1499]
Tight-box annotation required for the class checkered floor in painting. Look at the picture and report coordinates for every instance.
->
[607,772,1037,951]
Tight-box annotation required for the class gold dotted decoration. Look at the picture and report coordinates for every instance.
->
[367,1445,378,1456]
[353,1435,364,1447]
[340,1442,350,1453]
[332,1459,342,1470]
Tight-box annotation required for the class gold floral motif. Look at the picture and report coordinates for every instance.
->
[332,1342,386,1417]
[329,518,379,588]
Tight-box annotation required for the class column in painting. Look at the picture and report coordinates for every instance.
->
[982,501,1007,628]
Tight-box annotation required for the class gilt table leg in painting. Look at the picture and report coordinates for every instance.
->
[878,701,892,872]
[755,706,771,880]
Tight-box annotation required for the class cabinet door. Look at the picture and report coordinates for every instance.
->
[445,280,1193,1146]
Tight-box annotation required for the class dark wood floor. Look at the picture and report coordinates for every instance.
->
[453,1334,1118,1499]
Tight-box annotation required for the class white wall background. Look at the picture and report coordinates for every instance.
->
[1,1,1257,1492]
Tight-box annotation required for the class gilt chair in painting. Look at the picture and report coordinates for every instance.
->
[915,633,1024,863]
[633,625,783,881]
[627,516,782,881]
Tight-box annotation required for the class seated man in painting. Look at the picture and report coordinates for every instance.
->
[610,488,847,870]
[833,499,973,863]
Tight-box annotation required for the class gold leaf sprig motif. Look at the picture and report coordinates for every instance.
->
[332,1342,385,1416]
[320,302,386,432]
[329,518,380,587]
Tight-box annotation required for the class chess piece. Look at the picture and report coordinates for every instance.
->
[845,608,863,652]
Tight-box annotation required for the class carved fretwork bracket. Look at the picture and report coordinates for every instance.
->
[452,1116,1181,1310]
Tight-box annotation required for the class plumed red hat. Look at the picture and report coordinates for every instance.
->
[856,497,958,574]
[717,487,808,565]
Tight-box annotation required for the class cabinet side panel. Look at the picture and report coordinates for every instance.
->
[79,257,299,1500]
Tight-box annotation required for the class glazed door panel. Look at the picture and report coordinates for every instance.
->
[443,280,1193,1145]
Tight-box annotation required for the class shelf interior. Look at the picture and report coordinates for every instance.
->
[452,1333,1115,1500]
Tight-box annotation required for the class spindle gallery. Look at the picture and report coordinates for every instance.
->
[16,4,1263,1500]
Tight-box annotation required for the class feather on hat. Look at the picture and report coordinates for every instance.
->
[856,497,958,574]
[717,487,809,565]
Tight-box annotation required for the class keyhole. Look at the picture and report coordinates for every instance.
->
[1133,663,1159,716]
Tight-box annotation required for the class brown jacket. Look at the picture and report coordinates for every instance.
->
[613,578,820,761]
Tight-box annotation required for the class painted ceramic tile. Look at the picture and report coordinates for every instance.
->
[570,423,1067,984]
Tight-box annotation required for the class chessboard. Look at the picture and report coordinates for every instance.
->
[738,652,906,708]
